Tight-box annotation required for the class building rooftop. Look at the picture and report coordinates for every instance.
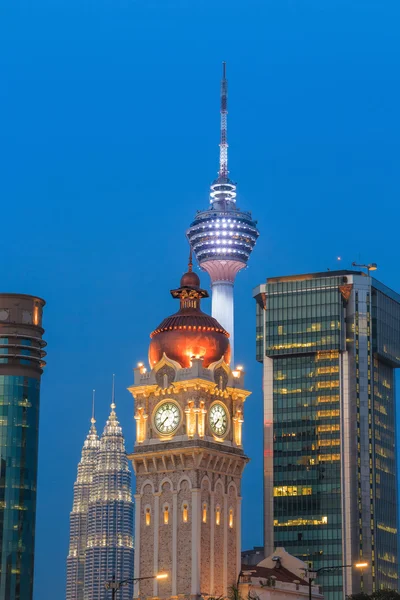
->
[253,269,400,304]
[265,269,364,283]
[241,564,308,585]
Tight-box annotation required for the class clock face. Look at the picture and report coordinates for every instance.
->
[154,402,181,435]
[209,403,228,437]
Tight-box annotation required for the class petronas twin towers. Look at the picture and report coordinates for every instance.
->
[66,399,134,600]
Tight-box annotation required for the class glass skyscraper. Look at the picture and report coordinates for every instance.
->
[254,270,400,600]
[0,294,46,600]
[66,402,134,600]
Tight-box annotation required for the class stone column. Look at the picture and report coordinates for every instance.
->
[172,490,178,596]
[236,495,242,580]
[153,492,160,596]
[210,491,215,595]
[133,494,141,599]
[191,488,201,597]
[223,493,228,595]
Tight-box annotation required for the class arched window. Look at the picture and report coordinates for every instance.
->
[182,503,189,523]
[229,507,234,529]
[163,504,169,525]
[202,503,207,524]
[216,505,221,526]
[145,506,151,526]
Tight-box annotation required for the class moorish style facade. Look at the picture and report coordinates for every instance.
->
[129,260,251,599]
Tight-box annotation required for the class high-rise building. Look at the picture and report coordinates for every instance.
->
[66,397,134,600]
[130,260,250,599]
[0,294,46,600]
[84,400,134,600]
[66,401,100,600]
[187,63,259,361]
[253,270,400,600]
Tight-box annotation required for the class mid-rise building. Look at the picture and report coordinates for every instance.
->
[187,64,259,361]
[66,398,134,600]
[254,270,400,599]
[130,260,250,599]
[0,294,46,600]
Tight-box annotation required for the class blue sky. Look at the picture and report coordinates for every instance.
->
[1,0,400,598]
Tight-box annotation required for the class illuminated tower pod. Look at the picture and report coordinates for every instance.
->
[0,294,46,600]
[187,63,259,361]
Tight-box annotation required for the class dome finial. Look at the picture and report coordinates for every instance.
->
[188,248,193,273]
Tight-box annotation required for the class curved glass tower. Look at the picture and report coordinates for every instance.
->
[187,63,259,361]
[0,293,46,600]
[83,401,134,600]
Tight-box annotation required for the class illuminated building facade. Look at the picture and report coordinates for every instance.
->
[84,402,134,600]
[66,408,100,600]
[130,261,250,600]
[66,402,134,600]
[187,63,259,361]
[0,294,46,600]
[254,271,400,600]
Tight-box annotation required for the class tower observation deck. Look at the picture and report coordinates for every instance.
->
[187,63,259,361]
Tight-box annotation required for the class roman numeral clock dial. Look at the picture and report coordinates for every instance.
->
[154,402,181,435]
[209,403,228,437]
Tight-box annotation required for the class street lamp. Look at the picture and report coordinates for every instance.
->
[104,572,168,600]
[352,262,378,274]
[305,562,368,600]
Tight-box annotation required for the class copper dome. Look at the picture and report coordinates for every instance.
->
[149,261,230,369]
[180,270,200,288]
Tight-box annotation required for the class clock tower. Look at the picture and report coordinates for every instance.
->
[128,259,251,600]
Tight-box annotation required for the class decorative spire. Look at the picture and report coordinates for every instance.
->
[85,391,100,449]
[218,61,228,181]
[111,374,116,412]
[91,389,96,425]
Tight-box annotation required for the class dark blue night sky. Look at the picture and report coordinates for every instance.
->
[1,0,400,598]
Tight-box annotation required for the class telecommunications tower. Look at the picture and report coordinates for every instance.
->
[187,63,259,361]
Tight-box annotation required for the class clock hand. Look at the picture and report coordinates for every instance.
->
[161,414,170,427]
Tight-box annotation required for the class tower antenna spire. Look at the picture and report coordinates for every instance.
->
[91,389,96,424]
[111,374,116,410]
[219,61,228,181]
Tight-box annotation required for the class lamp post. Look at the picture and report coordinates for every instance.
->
[352,262,378,274]
[104,572,168,600]
[306,562,368,600]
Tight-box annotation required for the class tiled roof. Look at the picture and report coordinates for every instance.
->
[241,564,308,585]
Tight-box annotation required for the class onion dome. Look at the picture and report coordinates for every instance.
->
[149,256,231,369]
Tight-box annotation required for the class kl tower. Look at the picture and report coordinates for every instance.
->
[187,63,259,362]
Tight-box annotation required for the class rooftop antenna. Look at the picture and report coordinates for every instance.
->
[218,61,228,181]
